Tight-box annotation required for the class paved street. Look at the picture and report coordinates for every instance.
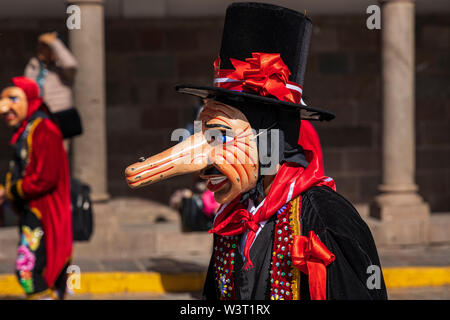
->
[387,286,450,300]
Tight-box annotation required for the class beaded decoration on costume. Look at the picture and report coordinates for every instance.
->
[269,196,302,300]
[213,235,239,300]
[213,196,302,300]
[269,203,294,300]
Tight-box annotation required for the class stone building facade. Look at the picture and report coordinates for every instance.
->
[0,13,448,212]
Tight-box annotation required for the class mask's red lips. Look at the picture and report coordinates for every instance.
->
[6,113,16,122]
[1,110,16,123]
[200,166,230,192]
[206,176,229,192]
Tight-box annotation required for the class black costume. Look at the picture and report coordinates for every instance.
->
[203,186,387,300]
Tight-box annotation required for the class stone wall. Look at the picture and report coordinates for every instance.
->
[0,14,448,212]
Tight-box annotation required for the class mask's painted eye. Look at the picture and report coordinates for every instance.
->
[206,135,216,144]
[222,135,234,144]
[9,96,19,103]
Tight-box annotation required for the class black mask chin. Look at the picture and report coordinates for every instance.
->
[213,95,309,202]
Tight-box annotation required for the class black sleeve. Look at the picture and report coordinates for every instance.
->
[300,186,388,300]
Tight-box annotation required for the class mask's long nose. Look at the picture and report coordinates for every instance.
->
[125,132,209,188]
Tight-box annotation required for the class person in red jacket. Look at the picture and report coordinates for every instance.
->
[0,76,72,299]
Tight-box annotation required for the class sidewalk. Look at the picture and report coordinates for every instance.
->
[0,197,449,299]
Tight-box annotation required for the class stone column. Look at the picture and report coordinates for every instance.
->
[67,0,109,201]
[370,0,429,245]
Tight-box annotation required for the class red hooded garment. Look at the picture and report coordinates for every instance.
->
[298,120,324,174]
[9,76,72,287]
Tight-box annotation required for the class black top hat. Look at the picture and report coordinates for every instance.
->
[175,2,335,121]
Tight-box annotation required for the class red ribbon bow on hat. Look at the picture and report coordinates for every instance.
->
[214,53,302,104]
[291,231,335,300]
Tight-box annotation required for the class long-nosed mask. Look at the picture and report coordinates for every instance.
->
[125,2,338,203]
[125,100,259,204]
[0,87,29,128]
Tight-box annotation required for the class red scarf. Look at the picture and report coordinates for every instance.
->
[9,77,43,145]
[209,121,336,270]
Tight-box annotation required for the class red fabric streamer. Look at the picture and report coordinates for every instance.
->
[299,120,324,174]
[291,231,335,300]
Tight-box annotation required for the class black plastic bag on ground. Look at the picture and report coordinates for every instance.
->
[71,178,93,241]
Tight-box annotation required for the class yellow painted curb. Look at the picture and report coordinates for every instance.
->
[382,267,450,288]
[71,272,207,294]
[0,267,449,296]
[0,272,206,296]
